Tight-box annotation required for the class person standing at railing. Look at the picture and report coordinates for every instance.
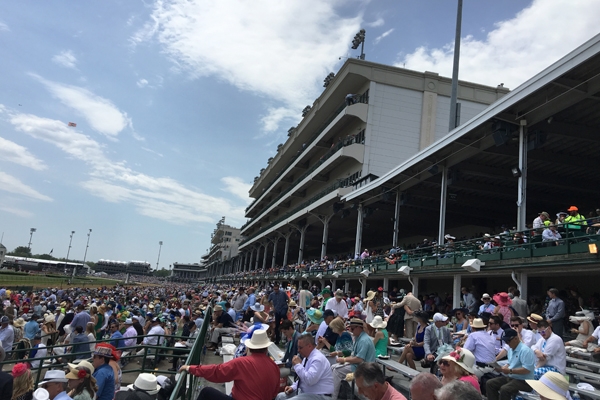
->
[564,205,587,230]
[92,346,115,400]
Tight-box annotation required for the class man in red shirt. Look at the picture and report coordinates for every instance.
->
[179,329,280,400]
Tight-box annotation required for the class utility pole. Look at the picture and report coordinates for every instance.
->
[67,231,75,278]
[448,0,463,131]
[81,229,92,275]
[156,241,163,270]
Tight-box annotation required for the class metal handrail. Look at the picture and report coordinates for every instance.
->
[170,306,213,400]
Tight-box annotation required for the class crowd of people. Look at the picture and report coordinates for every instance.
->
[0,275,595,400]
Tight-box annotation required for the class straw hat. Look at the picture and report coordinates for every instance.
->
[527,313,543,325]
[65,367,91,380]
[127,373,161,396]
[441,347,475,375]
[68,360,95,375]
[13,318,25,328]
[250,302,264,312]
[369,315,387,329]
[44,314,54,324]
[493,292,512,306]
[244,329,272,350]
[365,291,376,301]
[471,318,487,329]
[526,371,569,400]
[288,300,297,307]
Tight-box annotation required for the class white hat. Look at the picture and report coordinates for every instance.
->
[67,360,95,375]
[38,370,68,386]
[250,302,264,312]
[481,293,491,300]
[32,388,50,400]
[433,313,448,322]
[526,371,570,400]
[369,315,387,329]
[244,329,273,350]
[124,318,133,324]
[127,373,161,395]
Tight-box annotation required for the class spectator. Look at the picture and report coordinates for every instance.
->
[121,319,137,348]
[115,373,160,400]
[0,316,14,357]
[434,380,480,400]
[486,328,535,400]
[325,290,349,319]
[464,318,496,378]
[11,363,33,400]
[531,320,566,379]
[423,313,452,363]
[409,372,442,400]
[26,335,47,369]
[268,284,289,345]
[206,306,234,351]
[511,290,529,318]
[542,225,562,245]
[545,288,565,338]
[366,316,389,357]
[37,371,69,400]
[325,317,353,359]
[92,346,115,400]
[526,371,571,400]
[108,322,125,350]
[564,205,587,230]
[66,364,97,400]
[533,211,551,230]
[315,310,337,348]
[278,320,298,373]
[24,315,40,340]
[461,288,476,313]
[0,348,12,399]
[398,312,429,370]
[493,292,514,325]
[394,292,422,339]
[354,362,407,400]
[71,305,91,330]
[71,325,91,360]
[488,315,505,355]
[438,347,480,392]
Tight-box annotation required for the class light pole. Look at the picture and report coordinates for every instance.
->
[66,231,75,277]
[28,228,36,251]
[351,29,366,60]
[81,229,92,275]
[156,241,163,270]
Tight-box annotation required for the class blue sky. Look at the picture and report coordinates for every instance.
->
[1,0,599,268]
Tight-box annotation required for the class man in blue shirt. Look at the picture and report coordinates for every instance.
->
[486,328,535,400]
[332,318,376,400]
[242,287,256,312]
[70,305,91,330]
[268,284,289,345]
[70,325,91,360]
[108,321,125,349]
[545,288,565,338]
[0,316,14,357]
[92,346,115,400]
[24,315,40,340]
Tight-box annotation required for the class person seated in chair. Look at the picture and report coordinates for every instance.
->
[424,313,452,364]
[531,320,566,379]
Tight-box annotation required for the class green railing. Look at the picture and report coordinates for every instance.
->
[230,224,599,280]
[170,306,212,400]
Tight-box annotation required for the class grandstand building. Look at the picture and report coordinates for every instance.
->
[218,34,600,304]
[233,58,508,275]
[171,262,208,282]
[203,218,242,278]
[95,259,152,275]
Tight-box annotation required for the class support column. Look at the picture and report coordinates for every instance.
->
[410,277,419,298]
[517,121,528,231]
[453,275,462,309]
[253,247,260,270]
[294,225,309,265]
[317,214,334,260]
[383,277,390,294]
[360,278,367,298]
[393,191,401,247]
[271,238,278,269]
[438,165,448,245]
[249,249,255,271]
[332,279,337,292]
[262,242,268,270]
[344,280,350,293]
[512,271,528,301]
[354,204,364,257]
[282,231,292,267]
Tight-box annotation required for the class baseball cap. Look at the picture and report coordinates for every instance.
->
[433,313,448,322]
[502,328,519,342]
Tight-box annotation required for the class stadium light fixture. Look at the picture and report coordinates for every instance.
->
[316,273,323,279]
[462,258,485,272]
[332,271,340,279]
[360,269,370,277]
[397,265,412,275]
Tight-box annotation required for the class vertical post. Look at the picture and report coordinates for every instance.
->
[282,231,292,268]
[297,225,309,265]
[319,214,333,260]
[448,0,463,131]
[332,279,337,292]
[453,275,462,309]
[438,165,448,245]
[156,241,163,271]
[250,247,256,271]
[383,277,390,294]
[517,121,528,231]
[255,246,261,270]
[81,229,92,275]
[411,277,420,298]
[393,191,401,247]
[360,278,367,298]
[67,231,75,278]
[271,239,278,269]
[354,204,364,257]
[262,242,268,270]
[520,273,528,301]
[344,280,350,293]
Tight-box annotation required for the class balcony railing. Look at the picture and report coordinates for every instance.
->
[246,90,369,213]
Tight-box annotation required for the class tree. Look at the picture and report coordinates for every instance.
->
[153,268,171,277]
[8,246,32,257]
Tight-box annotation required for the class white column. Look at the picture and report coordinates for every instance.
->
[383,277,390,294]
[331,279,337,292]
[282,231,292,267]
[517,121,528,230]
[320,214,334,260]
[297,225,309,265]
[262,242,268,269]
[271,239,278,269]
[393,191,401,247]
[354,204,364,257]
[254,247,260,270]
[411,277,419,298]
[438,165,448,245]
[360,278,367,298]
[344,280,350,293]
[453,275,462,309]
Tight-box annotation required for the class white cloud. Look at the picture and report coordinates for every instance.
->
[397,0,600,88]
[374,28,394,45]
[133,1,362,132]
[0,171,52,201]
[52,50,77,69]
[366,18,384,27]
[0,22,9,31]
[260,107,298,135]
[9,112,248,225]
[142,147,163,157]
[0,205,33,218]
[30,74,131,138]
[137,78,149,88]
[221,176,251,204]
[0,136,47,170]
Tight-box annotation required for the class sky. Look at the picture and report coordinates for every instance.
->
[1,0,599,268]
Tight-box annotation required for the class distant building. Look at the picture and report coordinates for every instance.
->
[171,262,207,282]
[94,259,152,275]
[203,218,243,278]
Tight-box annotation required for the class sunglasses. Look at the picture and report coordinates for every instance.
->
[438,360,450,366]
[510,324,520,328]
[539,330,547,335]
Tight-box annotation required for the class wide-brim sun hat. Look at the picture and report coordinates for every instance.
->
[471,318,487,329]
[526,371,570,400]
[306,308,323,324]
[493,292,512,306]
[38,370,68,386]
[365,291,376,301]
[250,302,264,312]
[369,315,387,329]
[127,373,161,396]
[68,360,95,375]
[241,323,271,344]
[13,318,25,327]
[288,300,297,307]
[441,348,476,375]
[245,329,273,350]
[32,388,50,400]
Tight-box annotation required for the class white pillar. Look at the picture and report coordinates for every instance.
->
[383,277,390,294]
[517,121,528,231]
[282,231,292,267]
[410,277,419,298]
[332,279,337,292]
[360,278,367,298]
[262,243,268,269]
[354,204,364,257]
[438,165,448,245]
[344,280,350,293]
[393,191,401,247]
[320,214,333,260]
[297,225,309,265]
[453,275,462,309]
[271,239,278,269]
